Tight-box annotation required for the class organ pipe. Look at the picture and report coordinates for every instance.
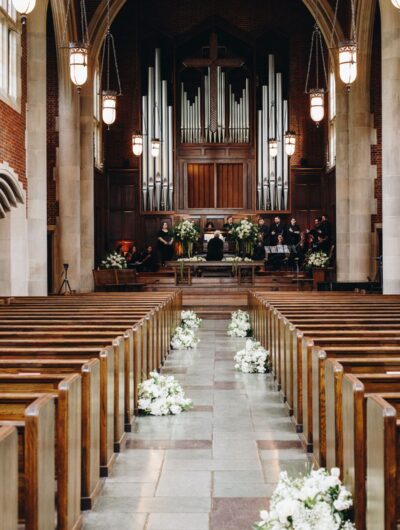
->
[142,49,174,211]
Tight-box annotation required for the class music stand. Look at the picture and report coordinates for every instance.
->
[58,263,73,295]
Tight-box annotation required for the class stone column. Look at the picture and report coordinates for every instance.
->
[381,1,400,293]
[79,77,95,292]
[58,84,81,291]
[26,0,48,295]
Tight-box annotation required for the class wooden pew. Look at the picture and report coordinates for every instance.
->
[0,425,18,530]
[0,393,55,530]
[366,393,400,530]
[0,358,101,510]
[0,374,82,530]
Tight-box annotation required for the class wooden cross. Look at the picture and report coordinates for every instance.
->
[183,32,244,134]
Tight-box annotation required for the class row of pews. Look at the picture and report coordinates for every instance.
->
[248,291,400,530]
[0,291,182,530]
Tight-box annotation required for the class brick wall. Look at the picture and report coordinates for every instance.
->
[46,7,58,225]
[0,25,27,190]
[370,7,382,230]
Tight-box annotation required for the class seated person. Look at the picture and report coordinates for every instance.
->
[253,232,266,261]
[222,216,234,236]
[205,220,215,231]
[295,232,309,266]
[206,230,224,261]
[267,234,290,271]
[137,245,159,272]
[317,234,330,254]
[126,245,140,268]
[308,217,323,240]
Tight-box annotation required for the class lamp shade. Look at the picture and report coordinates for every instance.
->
[69,43,88,87]
[151,138,160,158]
[269,138,278,158]
[102,91,117,125]
[132,134,143,157]
[391,0,400,8]
[338,41,357,86]
[284,131,296,156]
[11,0,36,14]
[310,90,325,124]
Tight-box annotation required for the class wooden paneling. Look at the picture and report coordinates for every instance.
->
[187,163,215,208]
[216,164,244,208]
[292,168,323,231]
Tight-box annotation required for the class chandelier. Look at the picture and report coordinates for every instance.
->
[305,23,328,126]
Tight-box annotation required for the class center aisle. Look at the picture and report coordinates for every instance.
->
[83,320,308,530]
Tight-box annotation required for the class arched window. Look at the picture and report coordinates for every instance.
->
[93,67,103,168]
[0,0,20,106]
[328,70,336,168]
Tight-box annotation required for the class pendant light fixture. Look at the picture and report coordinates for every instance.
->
[132,133,144,157]
[331,0,358,89]
[11,0,36,22]
[100,0,122,126]
[61,0,90,90]
[268,138,278,158]
[305,23,328,126]
[391,0,400,7]
[284,131,296,156]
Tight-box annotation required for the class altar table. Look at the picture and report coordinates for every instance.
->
[166,261,264,286]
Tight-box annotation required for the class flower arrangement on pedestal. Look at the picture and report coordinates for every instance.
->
[231,219,258,257]
[234,339,270,373]
[253,468,356,530]
[304,251,330,270]
[100,251,127,269]
[138,371,192,416]
[173,220,200,257]
[227,309,252,337]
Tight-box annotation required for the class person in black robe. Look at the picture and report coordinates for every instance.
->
[157,222,174,265]
[222,216,234,236]
[253,233,266,261]
[269,216,285,246]
[295,232,309,266]
[257,217,269,244]
[317,234,331,254]
[321,214,332,241]
[287,218,301,246]
[206,231,224,261]
[309,218,323,240]
[137,245,159,272]
[205,220,215,231]
[126,245,140,269]
[267,233,289,271]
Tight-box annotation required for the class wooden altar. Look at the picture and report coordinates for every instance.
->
[166,260,264,286]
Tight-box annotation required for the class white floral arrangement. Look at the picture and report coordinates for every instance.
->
[223,256,253,262]
[234,339,269,373]
[138,371,192,416]
[171,325,199,349]
[231,219,258,243]
[227,309,252,337]
[253,468,356,530]
[100,251,127,269]
[173,219,200,242]
[181,310,202,330]
[177,256,206,262]
[305,251,330,269]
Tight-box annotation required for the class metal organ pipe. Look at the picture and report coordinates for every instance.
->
[276,72,283,211]
[168,106,173,210]
[142,95,148,211]
[283,99,289,210]
[162,80,169,210]
[147,66,155,211]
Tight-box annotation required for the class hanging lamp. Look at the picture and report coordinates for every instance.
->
[11,0,36,22]
[284,131,296,156]
[268,138,278,158]
[304,23,328,126]
[331,0,358,89]
[132,133,144,156]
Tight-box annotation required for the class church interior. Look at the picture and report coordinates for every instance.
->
[1,0,400,528]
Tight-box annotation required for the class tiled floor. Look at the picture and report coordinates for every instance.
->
[83,320,309,530]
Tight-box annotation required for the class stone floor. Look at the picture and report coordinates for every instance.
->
[83,320,309,530]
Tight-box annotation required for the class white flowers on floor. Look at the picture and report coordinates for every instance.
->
[227,309,252,337]
[138,371,192,416]
[170,310,202,349]
[253,468,356,530]
[181,310,202,329]
[234,339,269,373]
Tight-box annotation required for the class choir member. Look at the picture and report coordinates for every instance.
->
[222,216,234,235]
[253,233,266,260]
[269,216,285,246]
[257,217,269,243]
[287,217,301,246]
[206,231,224,261]
[205,220,215,231]
[126,245,141,269]
[321,214,332,240]
[268,233,289,270]
[317,234,330,254]
[157,221,174,264]
[309,218,323,240]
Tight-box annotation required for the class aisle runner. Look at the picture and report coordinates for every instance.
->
[83,320,308,530]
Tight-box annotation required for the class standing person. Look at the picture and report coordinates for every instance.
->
[206,231,224,261]
[321,214,332,241]
[223,216,234,236]
[253,232,266,260]
[157,221,174,265]
[269,216,285,246]
[287,218,301,246]
[309,218,323,240]
[257,217,269,244]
